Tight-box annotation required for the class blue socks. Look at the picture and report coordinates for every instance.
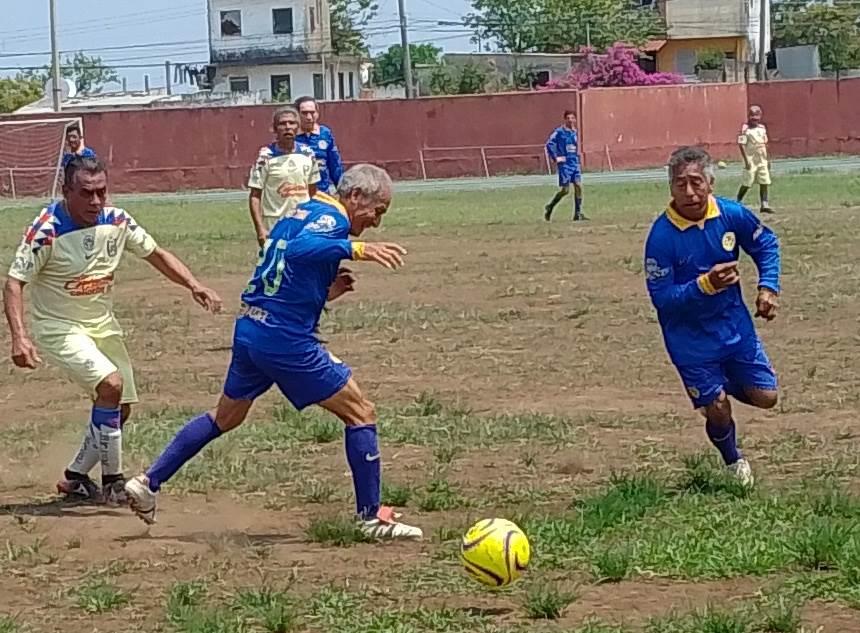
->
[344,425,381,520]
[146,413,222,492]
[706,418,741,465]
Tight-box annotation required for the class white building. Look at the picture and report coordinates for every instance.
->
[207,0,363,101]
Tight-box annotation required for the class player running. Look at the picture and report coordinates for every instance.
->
[644,146,781,487]
[125,164,423,540]
[737,105,773,214]
[4,157,222,503]
[249,106,320,246]
[62,123,97,169]
[295,96,344,194]
[544,110,586,222]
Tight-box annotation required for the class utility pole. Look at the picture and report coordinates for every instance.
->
[757,0,768,81]
[49,0,61,112]
[397,0,414,98]
[165,60,173,95]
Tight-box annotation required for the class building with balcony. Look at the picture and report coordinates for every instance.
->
[208,0,363,101]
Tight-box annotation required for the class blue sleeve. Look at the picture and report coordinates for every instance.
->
[545,130,559,160]
[644,225,713,313]
[731,204,781,293]
[284,214,352,263]
[326,130,344,186]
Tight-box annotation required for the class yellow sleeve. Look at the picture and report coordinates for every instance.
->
[123,212,158,258]
[248,148,269,190]
[7,233,50,283]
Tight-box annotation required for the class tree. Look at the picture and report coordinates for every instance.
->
[544,44,684,89]
[429,62,489,95]
[372,43,442,85]
[773,0,860,74]
[465,0,665,53]
[330,0,378,56]
[27,52,119,95]
[0,75,44,113]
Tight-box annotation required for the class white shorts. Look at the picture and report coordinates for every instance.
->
[36,333,138,404]
[742,163,771,187]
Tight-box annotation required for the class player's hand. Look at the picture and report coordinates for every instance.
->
[743,160,751,170]
[357,243,407,270]
[191,285,223,314]
[707,261,740,291]
[755,288,779,321]
[328,267,356,301]
[256,231,268,247]
[11,336,41,369]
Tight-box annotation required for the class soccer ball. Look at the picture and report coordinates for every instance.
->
[717,160,728,169]
[459,518,530,587]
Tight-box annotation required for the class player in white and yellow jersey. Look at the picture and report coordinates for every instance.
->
[737,105,773,214]
[248,106,321,246]
[3,157,222,504]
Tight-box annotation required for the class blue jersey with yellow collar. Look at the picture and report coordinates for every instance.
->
[236,193,358,349]
[546,126,579,165]
[644,196,780,367]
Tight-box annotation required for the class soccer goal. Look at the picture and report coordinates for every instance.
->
[0,117,83,200]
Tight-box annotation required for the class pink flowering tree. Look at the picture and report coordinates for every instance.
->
[543,44,685,89]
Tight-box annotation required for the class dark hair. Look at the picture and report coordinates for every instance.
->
[667,146,715,181]
[563,110,576,118]
[64,156,106,188]
[294,95,317,110]
[66,123,82,136]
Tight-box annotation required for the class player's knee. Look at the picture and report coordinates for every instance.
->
[95,373,123,406]
[749,389,778,410]
[342,397,375,426]
[704,392,732,423]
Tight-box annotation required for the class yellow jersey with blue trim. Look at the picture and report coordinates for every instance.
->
[248,142,321,221]
[643,196,780,366]
[7,201,158,339]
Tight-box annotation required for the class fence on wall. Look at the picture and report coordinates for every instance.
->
[2,78,858,197]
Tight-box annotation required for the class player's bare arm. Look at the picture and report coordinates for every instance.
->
[327,267,356,302]
[143,247,223,313]
[2,277,41,369]
[248,187,267,246]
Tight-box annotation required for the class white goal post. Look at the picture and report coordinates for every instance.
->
[0,117,83,200]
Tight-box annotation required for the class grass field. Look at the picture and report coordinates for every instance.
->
[0,170,860,632]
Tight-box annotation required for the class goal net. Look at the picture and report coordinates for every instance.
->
[0,117,83,200]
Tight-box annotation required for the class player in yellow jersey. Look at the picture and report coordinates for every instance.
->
[737,105,773,214]
[3,157,222,504]
[248,106,321,246]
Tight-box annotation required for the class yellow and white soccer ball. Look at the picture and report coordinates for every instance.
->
[459,518,530,587]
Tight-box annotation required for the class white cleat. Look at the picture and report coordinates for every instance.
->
[359,506,423,540]
[727,458,754,488]
[124,474,158,525]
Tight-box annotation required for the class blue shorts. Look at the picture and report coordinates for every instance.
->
[559,164,581,187]
[676,339,778,409]
[223,339,352,410]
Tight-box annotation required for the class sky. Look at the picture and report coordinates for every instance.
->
[0,0,474,91]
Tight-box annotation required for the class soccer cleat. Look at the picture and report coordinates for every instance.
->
[727,458,755,488]
[761,205,774,214]
[56,475,100,501]
[544,205,553,222]
[102,479,128,506]
[124,474,158,525]
[573,214,589,222]
[359,506,423,540]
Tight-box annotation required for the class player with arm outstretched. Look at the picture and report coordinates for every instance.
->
[248,106,321,247]
[544,110,586,222]
[644,146,781,487]
[3,157,222,504]
[125,164,423,540]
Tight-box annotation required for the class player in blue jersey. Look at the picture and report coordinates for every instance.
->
[295,96,344,193]
[644,146,781,487]
[544,110,586,222]
[62,124,97,169]
[125,163,423,540]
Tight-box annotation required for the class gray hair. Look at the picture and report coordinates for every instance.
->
[667,146,715,181]
[272,105,299,124]
[337,164,393,201]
